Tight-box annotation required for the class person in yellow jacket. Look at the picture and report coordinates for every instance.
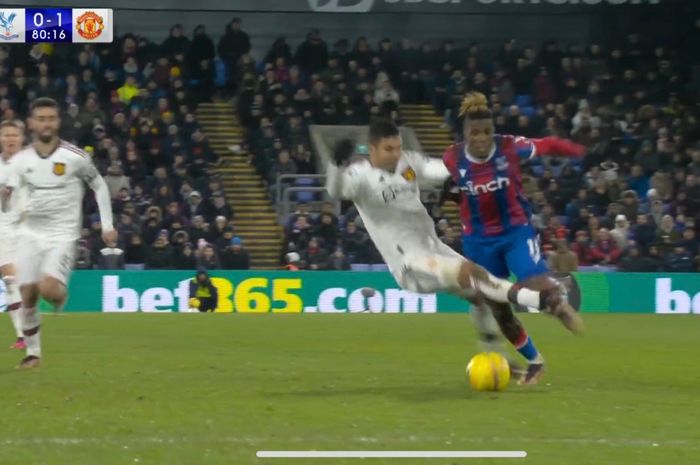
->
[117,76,140,104]
[189,269,218,312]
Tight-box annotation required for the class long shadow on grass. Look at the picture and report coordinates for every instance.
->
[266,384,547,402]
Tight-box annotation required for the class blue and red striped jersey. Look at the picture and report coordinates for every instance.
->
[443,135,537,236]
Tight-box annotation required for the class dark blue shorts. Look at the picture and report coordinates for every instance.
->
[462,225,549,281]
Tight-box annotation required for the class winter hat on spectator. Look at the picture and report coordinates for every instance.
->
[286,252,301,263]
[190,191,202,199]
[231,237,242,247]
[615,215,628,224]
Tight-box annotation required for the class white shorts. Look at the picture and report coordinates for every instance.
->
[390,236,465,294]
[0,230,17,268]
[16,235,76,286]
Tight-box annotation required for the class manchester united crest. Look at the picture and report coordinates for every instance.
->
[53,162,66,176]
[76,11,104,40]
[401,167,416,181]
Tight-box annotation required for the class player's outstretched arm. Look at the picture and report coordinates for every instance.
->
[80,158,116,243]
[326,139,364,200]
[530,137,586,158]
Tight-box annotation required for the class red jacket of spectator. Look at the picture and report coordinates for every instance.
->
[589,238,622,265]
[571,231,593,266]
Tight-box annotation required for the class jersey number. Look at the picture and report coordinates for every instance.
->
[527,238,541,264]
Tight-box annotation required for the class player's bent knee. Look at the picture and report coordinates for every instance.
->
[20,284,40,307]
[38,277,67,303]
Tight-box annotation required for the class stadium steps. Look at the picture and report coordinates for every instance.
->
[400,104,461,229]
[197,101,283,269]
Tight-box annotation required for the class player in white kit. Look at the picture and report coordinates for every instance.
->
[0,120,27,350]
[326,119,562,314]
[3,97,116,368]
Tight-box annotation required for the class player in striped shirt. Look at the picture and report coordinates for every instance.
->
[443,92,584,385]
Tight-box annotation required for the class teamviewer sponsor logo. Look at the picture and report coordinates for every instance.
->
[307,0,375,12]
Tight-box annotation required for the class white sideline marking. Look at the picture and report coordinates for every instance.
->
[0,436,697,449]
[256,450,526,459]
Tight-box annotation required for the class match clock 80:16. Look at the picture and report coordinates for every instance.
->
[26,8,72,43]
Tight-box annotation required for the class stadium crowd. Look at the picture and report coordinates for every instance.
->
[0,28,250,270]
[1,21,699,272]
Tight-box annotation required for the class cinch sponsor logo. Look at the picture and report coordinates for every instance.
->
[460,176,510,195]
[101,276,435,313]
[655,278,700,314]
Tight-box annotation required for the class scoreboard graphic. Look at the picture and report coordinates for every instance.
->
[0,8,113,43]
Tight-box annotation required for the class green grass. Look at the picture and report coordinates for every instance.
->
[0,313,698,465]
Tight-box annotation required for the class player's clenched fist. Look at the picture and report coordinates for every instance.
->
[102,228,118,245]
[333,139,355,166]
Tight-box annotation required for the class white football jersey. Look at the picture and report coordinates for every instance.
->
[326,151,450,272]
[0,154,23,229]
[8,141,110,241]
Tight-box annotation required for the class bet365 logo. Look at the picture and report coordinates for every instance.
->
[307,0,375,12]
[655,278,700,314]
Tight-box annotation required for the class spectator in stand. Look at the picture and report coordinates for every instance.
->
[571,230,593,266]
[197,244,220,270]
[314,212,339,252]
[174,242,197,270]
[218,18,251,88]
[663,245,695,272]
[304,237,330,270]
[294,29,328,73]
[221,237,250,270]
[98,240,126,270]
[75,239,93,270]
[610,214,631,251]
[284,251,302,271]
[161,24,190,57]
[548,239,579,273]
[590,228,622,266]
[656,214,681,247]
[125,235,147,266]
[210,194,234,220]
[342,221,367,264]
[184,191,212,221]
[104,164,130,199]
[619,244,658,272]
[145,235,174,269]
[329,248,351,271]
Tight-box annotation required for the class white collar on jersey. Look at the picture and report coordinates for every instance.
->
[463,143,496,164]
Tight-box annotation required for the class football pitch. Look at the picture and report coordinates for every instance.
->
[0,313,697,465]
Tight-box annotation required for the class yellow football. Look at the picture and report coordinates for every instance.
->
[466,352,511,391]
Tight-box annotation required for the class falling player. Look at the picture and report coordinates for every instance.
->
[0,120,26,350]
[443,92,585,384]
[4,97,116,368]
[326,119,567,327]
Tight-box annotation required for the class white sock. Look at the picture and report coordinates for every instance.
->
[21,307,41,358]
[471,273,540,308]
[514,288,540,309]
[4,277,23,338]
[9,308,23,338]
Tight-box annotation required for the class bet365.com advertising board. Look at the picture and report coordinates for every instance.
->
[17,271,698,314]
